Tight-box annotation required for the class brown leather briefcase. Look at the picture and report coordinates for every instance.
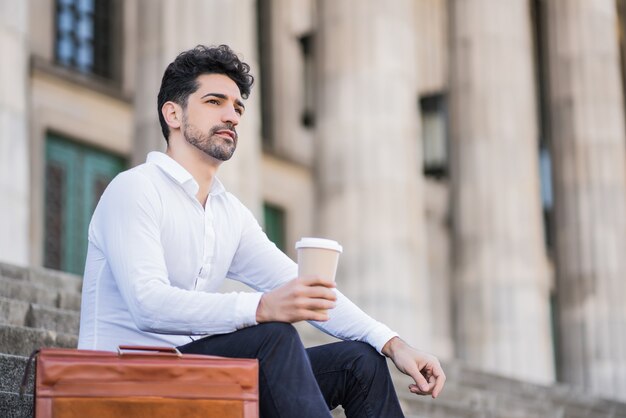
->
[22,345,259,418]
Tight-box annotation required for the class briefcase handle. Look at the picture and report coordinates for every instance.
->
[117,345,182,357]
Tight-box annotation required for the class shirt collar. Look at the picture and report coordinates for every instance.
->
[146,151,226,197]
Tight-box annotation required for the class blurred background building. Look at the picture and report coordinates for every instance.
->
[1,0,626,407]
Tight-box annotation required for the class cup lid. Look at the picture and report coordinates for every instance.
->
[295,237,343,253]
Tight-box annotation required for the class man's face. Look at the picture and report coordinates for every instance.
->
[181,73,245,161]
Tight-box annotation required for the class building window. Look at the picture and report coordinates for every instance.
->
[530,0,555,254]
[263,203,286,252]
[299,33,316,129]
[539,146,554,250]
[420,94,448,178]
[44,133,125,275]
[55,0,119,79]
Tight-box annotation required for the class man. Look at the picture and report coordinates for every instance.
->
[78,44,445,417]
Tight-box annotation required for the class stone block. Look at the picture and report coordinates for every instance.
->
[28,267,82,293]
[57,290,81,312]
[25,305,79,335]
[0,324,77,357]
[0,297,29,327]
[0,262,29,281]
[0,392,33,418]
[0,277,58,307]
[0,262,82,295]
[0,353,31,394]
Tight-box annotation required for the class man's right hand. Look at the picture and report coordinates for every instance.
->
[255,276,337,323]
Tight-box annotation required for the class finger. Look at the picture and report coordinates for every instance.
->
[425,375,437,393]
[408,384,426,395]
[303,298,336,310]
[306,310,330,322]
[301,286,337,301]
[431,367,446,398]
[318,298,337,309]
[408,368,431,393]
[299,275,336,288]
[294,293,336,309]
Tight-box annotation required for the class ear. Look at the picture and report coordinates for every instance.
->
[162,101,183,130]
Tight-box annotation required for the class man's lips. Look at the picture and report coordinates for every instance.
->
[215,130,236,141]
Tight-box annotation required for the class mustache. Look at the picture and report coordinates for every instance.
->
[210,123,238,140]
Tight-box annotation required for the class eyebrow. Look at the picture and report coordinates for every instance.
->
[200,92,245,110]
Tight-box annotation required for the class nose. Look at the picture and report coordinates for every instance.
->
[222,105,240,126]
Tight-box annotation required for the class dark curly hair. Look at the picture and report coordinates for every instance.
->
[157,44,254,141]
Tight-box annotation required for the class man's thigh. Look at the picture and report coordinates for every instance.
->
[177,322,300,358]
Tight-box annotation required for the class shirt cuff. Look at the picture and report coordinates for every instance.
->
[234,292,263,329]
[367,324,400,355]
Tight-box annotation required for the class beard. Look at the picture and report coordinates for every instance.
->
[182,115,238,161]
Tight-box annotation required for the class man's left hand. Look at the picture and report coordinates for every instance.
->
[382,336,446,398]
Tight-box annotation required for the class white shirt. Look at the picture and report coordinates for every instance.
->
[78,152,397,353]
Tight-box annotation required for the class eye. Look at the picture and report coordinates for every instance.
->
[235,107,243,116]
[206,99,220,105]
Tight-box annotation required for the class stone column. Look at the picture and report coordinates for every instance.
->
[134,0,262,214]
[315,0,430,347]
[544,0,626,400]
[449,0,554,383]
[0,0,29,266]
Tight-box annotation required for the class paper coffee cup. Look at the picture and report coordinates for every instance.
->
[295,237,343,283]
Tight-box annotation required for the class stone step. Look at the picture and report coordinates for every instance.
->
[0,262,82,295]
[0,354,32,394]
[26,304,80,335]
[0,297,30,327]
[0,391,33,418]
[56,289,81,312]
[0,268,82,312]
[0,277,58,308]
[0,298,80,334]
[0,279,81,313]
[0,353,34,418]
[395,374,626,418]
[392,359,626,414]
[400,388,560,418]
[0,325,77,357]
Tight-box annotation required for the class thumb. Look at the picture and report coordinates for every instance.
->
[410,370,430,392]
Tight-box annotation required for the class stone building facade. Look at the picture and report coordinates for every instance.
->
[1,0,625,402]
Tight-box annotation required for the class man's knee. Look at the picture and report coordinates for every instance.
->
[253,322,304,352]
[344,341,390,383]
[255,322,299,340]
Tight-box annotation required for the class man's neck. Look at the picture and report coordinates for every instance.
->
[165,139,221,206]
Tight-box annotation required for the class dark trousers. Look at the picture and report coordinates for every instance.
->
[177,322,404,418]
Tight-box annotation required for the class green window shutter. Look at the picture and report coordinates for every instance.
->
[263,203,286,252]
[44,133,125,275]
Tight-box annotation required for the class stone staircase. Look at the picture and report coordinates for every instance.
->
[1,261,626,418]
[0,263,81,418]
